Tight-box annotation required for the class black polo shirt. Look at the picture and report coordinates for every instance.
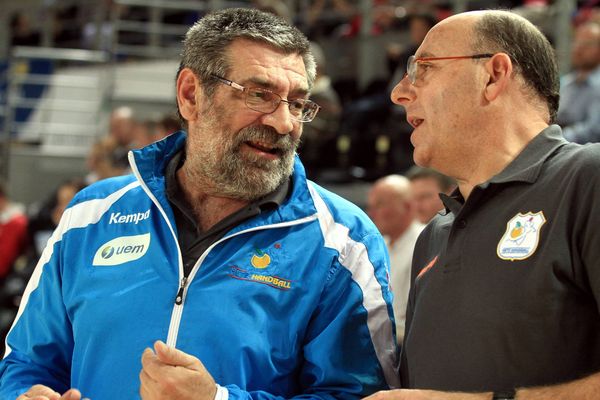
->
[401,125,600,392]
[165,149,289,278]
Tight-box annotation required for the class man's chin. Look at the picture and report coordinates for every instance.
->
[412,150,432,169]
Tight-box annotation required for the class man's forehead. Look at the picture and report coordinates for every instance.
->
[416,16,475,57]
[228,40,307,75]
[226,51,309,95]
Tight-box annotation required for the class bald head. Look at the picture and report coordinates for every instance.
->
[420,10,559,123]
[367,175,415,242]
[110,107,136,146]
[372,175,412,198]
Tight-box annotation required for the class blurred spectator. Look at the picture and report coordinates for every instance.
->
[110,106,136,146]
[108,106,137,168]
[590,7,600,25]
[557,21,600,144]
[1,179,85,355]
[405,166,456,224]
[0,181,27,356]
[299,42,342,175]
[0,181,28,280]
[27,179,87,259]
[387,12,437,80]
[85,136,131,184]
[9,11,41,47]
[306,0,357,38]
[52,5,83,48]
[132,114,181,148]
[367,174,424,344]
[371,1,403,35]
[156,114,181,138]
[132,119,159,148]
[339,11,436,174]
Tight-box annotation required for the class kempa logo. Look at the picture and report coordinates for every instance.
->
[109,210,150,225]
[92,233,151,266]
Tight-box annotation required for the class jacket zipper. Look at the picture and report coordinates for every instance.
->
[174,276,188,305]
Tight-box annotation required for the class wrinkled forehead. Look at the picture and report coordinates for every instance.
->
[416,16,476,57]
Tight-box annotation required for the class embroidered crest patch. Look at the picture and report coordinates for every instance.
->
[497,212,546,261]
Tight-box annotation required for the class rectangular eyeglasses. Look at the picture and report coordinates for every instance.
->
[211,74,321,123]
[406,54,494,84]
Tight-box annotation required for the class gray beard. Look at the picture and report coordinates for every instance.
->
[185,125,298,201]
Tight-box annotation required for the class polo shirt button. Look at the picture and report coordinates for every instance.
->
[458,219,467,228]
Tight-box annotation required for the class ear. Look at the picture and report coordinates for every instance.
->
[483,53,513,102]
[177,68,202,123]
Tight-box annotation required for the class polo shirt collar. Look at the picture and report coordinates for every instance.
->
[440,125,567,214]
[487,125,567,185]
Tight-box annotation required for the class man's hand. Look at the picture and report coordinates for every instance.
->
[17,386,84,400]
[139,340,217,400]
[364,390,432,400]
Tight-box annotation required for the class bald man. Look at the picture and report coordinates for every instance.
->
[367,9,600,400]
[557,22,600,143]
[367,175,424,344]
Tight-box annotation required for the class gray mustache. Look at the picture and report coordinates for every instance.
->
[236,126,297,151]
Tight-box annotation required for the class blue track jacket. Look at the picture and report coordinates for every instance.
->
[0,131,399,399]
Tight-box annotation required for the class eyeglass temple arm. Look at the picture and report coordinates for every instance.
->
[472,53,495,59]
[415,54,495,62]
[211,74,245,92]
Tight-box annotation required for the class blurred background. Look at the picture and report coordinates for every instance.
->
[1,0,592,204]
[0,0,598,345]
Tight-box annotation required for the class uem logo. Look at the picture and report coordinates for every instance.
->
[109,210,150,225]
[92,233,151,266]
[100,243,144,259]
[101,246,115,259]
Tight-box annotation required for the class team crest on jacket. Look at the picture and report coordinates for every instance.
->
[497,212,546,261]
[250,247,271,269]
[228,243,292,290]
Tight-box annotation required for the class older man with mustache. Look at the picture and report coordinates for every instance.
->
[0,8,398,400]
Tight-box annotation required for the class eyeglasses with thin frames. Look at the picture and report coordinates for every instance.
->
[211,74,321,123]
[405,54,495,85]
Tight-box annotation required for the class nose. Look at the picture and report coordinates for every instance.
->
[390,74,413,106]
[260,102,296,136]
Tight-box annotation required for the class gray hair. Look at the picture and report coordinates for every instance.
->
[472,10,559,123]
[178,7,315,99]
